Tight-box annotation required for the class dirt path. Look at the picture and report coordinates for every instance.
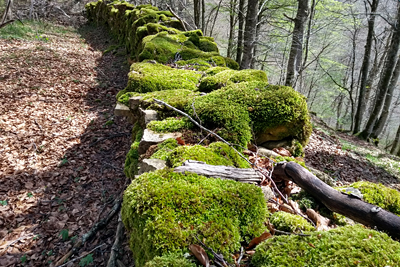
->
[0,23,134,266]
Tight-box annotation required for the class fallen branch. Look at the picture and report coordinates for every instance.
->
[174,160,262,183]
[273,161,400,239]
[56,243,106,267]
[106,213,125,267]
[54,198,122,266]
[0,19,14,29]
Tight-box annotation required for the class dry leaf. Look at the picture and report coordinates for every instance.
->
[272,147,291,157]
[189,244,209,267]
[246,231,272,250]
[176,136,186,145]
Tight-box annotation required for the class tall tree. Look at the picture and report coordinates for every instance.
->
[360,3,400,140]
[240,0,259,69]
[353,0,380,134]
[236,0,246,66]
[285,0,309,87]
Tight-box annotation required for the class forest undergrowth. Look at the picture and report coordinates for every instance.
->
[0,20,399,266]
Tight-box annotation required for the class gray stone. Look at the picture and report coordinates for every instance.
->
[258,147,280,158]
[138,129,182,154]
[308,166,335,186]
[129,96,143,111]
[260,186,275,200]
[138,159,167,175]
[139,108,158,127]
[114,103,136,123]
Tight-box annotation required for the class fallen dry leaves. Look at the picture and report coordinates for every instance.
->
[0,24,133,266]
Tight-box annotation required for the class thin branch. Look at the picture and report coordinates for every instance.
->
[56,244,106,267]
[166,4,188,31]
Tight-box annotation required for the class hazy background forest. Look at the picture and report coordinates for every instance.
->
[2,0,400,156]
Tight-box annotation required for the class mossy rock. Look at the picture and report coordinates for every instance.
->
[176,59,212,71]
[117,62,201,97]
[340,181,400,216]
[251,225,400,267]
[199,69,268,92]
[156,142,251,168]
[124,123,144,178]
[190,81,312,147]
[150,138,179,161]
[121,168,268,267]
[269,212,315,233]
[147,117,192,133]
[144,252,196,267]
[117,89,200,111]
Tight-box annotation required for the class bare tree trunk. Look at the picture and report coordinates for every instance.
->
[193,0,200,29]
[391,123,400,155]
[201,0,205,32]
[236,0,245,66]
[285,0,309,87]
[1,0,12,24]
[371,56,400,138]
[360,3,400,140]
[227,0,237,58]
[353,0,380,134]
[240,0,259,69]
[209,0,223,38]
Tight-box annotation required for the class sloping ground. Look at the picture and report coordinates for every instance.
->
[0,22,134,266]
[305,114,400,189]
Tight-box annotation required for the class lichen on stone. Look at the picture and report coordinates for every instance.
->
[251,225,400,267]
[121,168,268,266]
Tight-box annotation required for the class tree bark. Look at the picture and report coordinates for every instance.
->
[236,0,245,66]
[285,0,309,87]
[273,162,400,239]
[240,0,259,69]
[227,0,237,58]
[353,0,380,134]
[193,0,200,29]
[360,4,400,140]
[391,123,400,155]
[371,56,400,138]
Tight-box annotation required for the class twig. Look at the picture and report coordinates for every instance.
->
[274,229,310,236]
[106,213,125,267]
[54,198,122,266]
[53,6,70,18]
[104,162,123,171]
[195,236,230,267]
[166,4,187,31]
[56,243,106,267]
[34,118,42,131]
[0,19,14,29]
[0,234,35,256]
[237,246,244,266]
[89,132,130,147]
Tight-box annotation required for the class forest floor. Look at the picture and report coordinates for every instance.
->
[0,21,399,267]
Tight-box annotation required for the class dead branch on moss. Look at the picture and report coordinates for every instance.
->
[54,198,122,266]
[273,161,400,239]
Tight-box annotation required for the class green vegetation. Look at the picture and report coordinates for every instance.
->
[251,225,400,267]
[124,123,144,178]
[144,252,196,267]
[164,142,251,168]
[121,168,267,267]
[147,117,191,133]
[342,181,400,216]
[199,69,268,92]
[118,62,201,96]
[269,212,315,233]
[150,138,179,161]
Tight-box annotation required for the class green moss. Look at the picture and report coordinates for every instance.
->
[273,156,307,169]
[117,62,201,97]
[269,212,315,233]
[150,138,179,161]
[251,225,400,267]
[344,181,400,216]
[166,142,250,168]
[205,66,230,76]
[124,123,144,178]
[224,57,239,70]
[144,252,196,267]
[188,98,252,147]
[147,117,192,133]
[195,81,311,147]
[199,69,268,92]
[121,169,267,266]
[117,89,200,110]
[176,59,211,71]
